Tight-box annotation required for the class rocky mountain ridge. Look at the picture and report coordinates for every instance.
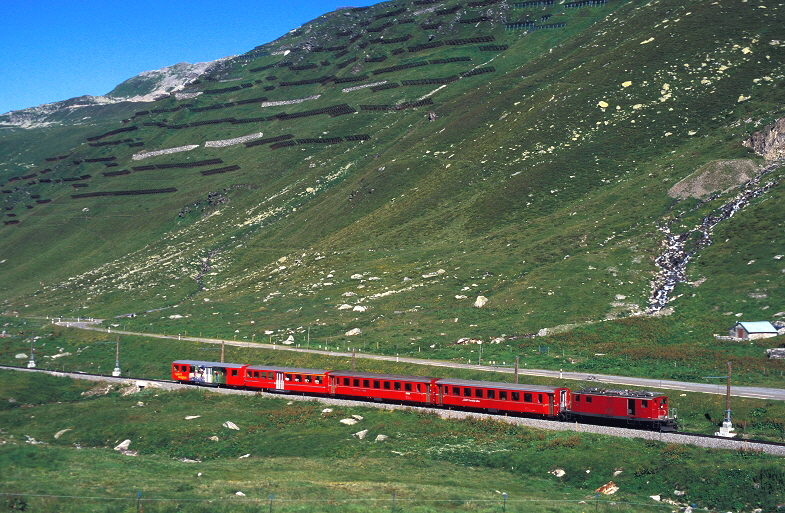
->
[0,59,228,129]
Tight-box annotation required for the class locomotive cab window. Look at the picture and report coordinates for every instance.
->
[575,395,580,402]
[585,396,592,403]
[641,400,648,407]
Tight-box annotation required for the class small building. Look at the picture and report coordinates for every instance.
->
[730,321,778,340]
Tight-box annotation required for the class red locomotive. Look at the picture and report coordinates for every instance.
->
[171,360,677,431]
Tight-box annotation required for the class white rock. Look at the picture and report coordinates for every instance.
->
[550,469,565,477]
[351,415,364,421]
[223,421,240,430]
[283,335,295,345]
[322,408,333,413]
[353,305,367,312]
[340,418,358,425]
[674,490,685,496]
[455,295,468,300]
[208,436,219,441]
[136,401,144,407]
[650,495,661,502]
[353,429,368,439]
[351,273,364,279]
[54,428,72,439]
[169,314,183,319]
[345,328,362,336]
[185,415,201,420]
[375,434,388,442]
[114,439,132,451]
[474,296,488,308]
[613,469,623,476]
[338,304,353,310]
[15,353,27,359]
[235,491,245,497]
[238,454,250,459]
[614,294,627,300]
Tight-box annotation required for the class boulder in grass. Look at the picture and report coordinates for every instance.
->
[223,421,240,430]
[353,429,368,439]
[340,418,358,426]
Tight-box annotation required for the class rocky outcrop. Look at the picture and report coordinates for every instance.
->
[744,117,785,160]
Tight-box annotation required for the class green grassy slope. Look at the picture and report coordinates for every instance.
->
[1,0,785,375]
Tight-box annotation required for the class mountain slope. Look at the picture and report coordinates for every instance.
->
[1,0,784,367]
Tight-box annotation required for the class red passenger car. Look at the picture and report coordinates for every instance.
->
[436,378,570,417]
[329,370,437,405]
[244,365,329,394]
[171,360,247,387]
[567,388,677,431]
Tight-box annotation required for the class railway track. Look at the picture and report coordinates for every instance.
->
[3,364,785,455]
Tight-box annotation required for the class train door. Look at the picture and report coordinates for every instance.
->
[548,394,554,416]
[627,399,636,417]
[559,390,568,412]
[275,371,285,390]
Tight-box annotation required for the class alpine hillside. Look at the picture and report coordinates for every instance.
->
[2,0,785,378]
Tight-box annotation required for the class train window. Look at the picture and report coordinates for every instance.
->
[463,388,472,397]
[453,387,460,395]
[180,365,188,372]
[404,383,412,392]
[662,398,667,406]
[384,381,391,390]
[231,370,239,377]
[394,382,401,391]
[511,392,520,401]
[575,395,580,402]
[538,394,543,403]
[442,386,449,395]
[352,378,359,386]
[363,379,370,388]
[373,380,381,389]
[585,396,592,403]
[499,391,508,400]
[315,376,323,384]
[304,375,312,383]
[474,389,484,398]
[285,374,292,381]
[294,374,302,382]
[253,371,260,378]
[345,378,352,386]
[487,390,495,399]
[417,383,423,392]
[524,393,532,402]
[641,400,648,407]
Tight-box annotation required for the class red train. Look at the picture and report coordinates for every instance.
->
[172,360,678,431]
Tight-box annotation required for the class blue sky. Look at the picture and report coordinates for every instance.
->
[0,0,377,115]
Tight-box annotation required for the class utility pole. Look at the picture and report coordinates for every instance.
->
[221,340,225,363]
[27,334,36,368]
[715,361,736,437]
[514,356,519,384]
[112,337,121,376]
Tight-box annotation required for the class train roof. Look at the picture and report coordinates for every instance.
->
[436,378,563,393]
[247,365,327,374]
[173,360,247,368]
[330,370,435,382]
[576,388,665,398]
